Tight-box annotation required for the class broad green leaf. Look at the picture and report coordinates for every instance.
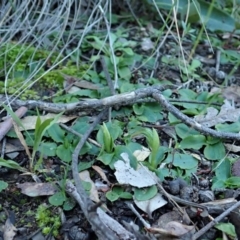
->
[216,122,240,133]
[214,159,231,180]
[215,223,236,237]
[224,177,240,188]
[106,191,119,202]
[49,192,66,206]
[175,123,200,139]
[146,0,188,11]
[48,124,65,143]
[63,197,76,211]
[0,158,26,172]
[39,142,57,157]
[206,136,220,145]
[184,0,236,32]
[119,192,132,199]
[78,161,94,172]
[0,181,8,192]
[180,135,206,150]
[121,47,134,55]
[133,104,145,115]
[134,185,158,201]
[56,145,72,162]
[97,152,115,165]
[204,142,225,160]
[118,66,131,79]
[211,178,225,190]
[114,145,138,169]
[165,153,198,169]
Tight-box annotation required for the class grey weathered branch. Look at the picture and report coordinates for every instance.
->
[1,85,240,140]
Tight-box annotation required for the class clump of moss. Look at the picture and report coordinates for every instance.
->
[35,204,61,237]
[0,43,90,100]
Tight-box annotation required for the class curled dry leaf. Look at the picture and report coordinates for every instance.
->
[195,100,240,127]
[222,86,240,103]
[19,113,77,131]
[133,146,150,161]
[79,170,100,203]
[114,152,156,188]
[225,143,240,153]
[165,221,195,236]
[141,38,154,51]
[134,193,167,218]
[17,182,57,197]
[92,165,111,185]
[3,218,17,240]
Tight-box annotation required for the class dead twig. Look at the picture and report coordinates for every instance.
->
[1,85,240,141]
[66,108,139,240]
[193,200,240,240]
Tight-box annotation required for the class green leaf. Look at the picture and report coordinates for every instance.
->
[114,145,138,169]
[97,152,115,165]
[146,0,188,11]
[33,112,63,160]
[214,159,231,180]
[134,185,157,201]
[180,135,206,150]
[183,0,236,32]
[97,123,114,153]
[118,67,131,79]
[49,192,66,206]
[175,123,200,139]
[0,181,8,192]
[121,47,134,55]
[56,145,73,162]
[78,161,94,172]
[215,223,236,237]
[0,158,26,172]
[82,181,92,191]
[63,197,76,211]
[119,192,132,199]
[224,177,240,188]
[204,142,225,160]
[39,142,57,157]
[216,121,240,133]
[48,124,65,143]
[72,117,90,134]
[165,153,198,169]
[106,191,120,202]
[211,178,225,190]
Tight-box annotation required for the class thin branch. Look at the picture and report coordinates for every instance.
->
[193,200,240,240]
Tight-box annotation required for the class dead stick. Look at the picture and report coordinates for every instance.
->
[193,200,240,240]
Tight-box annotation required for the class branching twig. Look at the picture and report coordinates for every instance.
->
[1,85,240,142]
[152,92,240,140]
[193,200,240,240]
[66,108,138,240]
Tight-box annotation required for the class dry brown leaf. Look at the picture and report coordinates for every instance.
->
[79,170,100,202]
[165,221,195,236]
[3,218,17,240]
[224,143,240,153]
[222,86,240,103]
[195,100,240,127]
[12,121,31,159]
[92,165,111,185]
[17,182,57,197]
[19,114,77,131]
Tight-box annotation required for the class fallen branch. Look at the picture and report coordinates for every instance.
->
[193,200,240,240]
[2,85,240,140]
[65,108,141,240]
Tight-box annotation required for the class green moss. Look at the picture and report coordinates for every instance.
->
[35,204,61,237]
[0,43,90,100]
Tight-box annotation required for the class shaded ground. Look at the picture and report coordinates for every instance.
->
[1,2,240,240]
